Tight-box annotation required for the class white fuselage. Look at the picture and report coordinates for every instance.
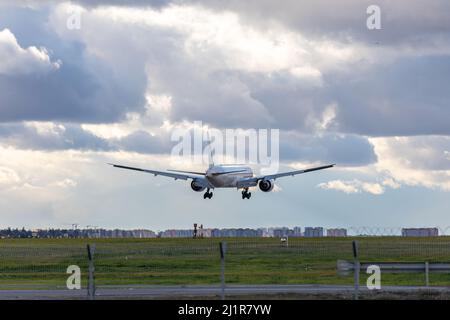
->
[205,165,253,188]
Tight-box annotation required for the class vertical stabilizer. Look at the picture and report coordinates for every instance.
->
[206,130,214,168]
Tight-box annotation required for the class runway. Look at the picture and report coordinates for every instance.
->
[0,284,449,299]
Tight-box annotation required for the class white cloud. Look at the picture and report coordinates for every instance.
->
[306,102,337,132]
[318,180,358,194]
[360,181,384,195]
[76,4,361,77]
[0,28,60,75]
[316,135,450,193]
[82,93,174,140]
[382,177,401,189]
[318,179,385,195]
[290,66,323,86]
[43,2,450,135]
[370,136,450,191]
[54,178,78,188]
[24,121,66,136]
[0,166,21,186]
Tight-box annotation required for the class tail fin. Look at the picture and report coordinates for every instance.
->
[206,130,214,168]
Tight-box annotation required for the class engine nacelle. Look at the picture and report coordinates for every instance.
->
[259,179,274,192]
[191,180,206,192]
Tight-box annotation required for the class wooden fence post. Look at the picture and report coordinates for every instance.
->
[352,240,359,300]
[219,242,227,300]
[87,244,96,300]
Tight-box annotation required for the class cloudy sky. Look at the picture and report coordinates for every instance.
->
[0,0,449,231]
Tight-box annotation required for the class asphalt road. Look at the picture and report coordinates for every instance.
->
[0,284,449,299]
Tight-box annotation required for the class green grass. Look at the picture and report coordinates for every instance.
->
[1,237,450,288]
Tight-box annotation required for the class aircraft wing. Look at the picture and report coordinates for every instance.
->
[256,164,335,180]
[236,164,335,188]
[108,163,205,181]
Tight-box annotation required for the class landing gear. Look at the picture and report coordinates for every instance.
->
[203,189,213,199]
[241,188,251,199]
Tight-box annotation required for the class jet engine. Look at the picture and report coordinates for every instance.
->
[191,180,206,192]
[259,179,274,192]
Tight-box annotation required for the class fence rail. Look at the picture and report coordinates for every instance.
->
[337,261,450,275]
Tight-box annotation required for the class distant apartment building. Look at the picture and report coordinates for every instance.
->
[266,227,299,238]
[108,229,156,238]
[131,229,157,238]
[197,227,212,238]
[292,227,302,237]
[327,228,347,237]
[304,227,324,238]
[259,228,271,237]
[401,228,439,237]
[83,229,157,238]
[273,227,291,238]
[211,228,263,237]
[160,229,193,238]
[266,228,275,237]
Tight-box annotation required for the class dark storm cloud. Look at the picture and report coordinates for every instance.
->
[112,130,169,154]
[72,0,169,8]
[0,0,449,157]
[0,0,169,8]
[0,123,172,154]
[0,64,146,123]
[0,6,147,124]
[2,1,449,136]
[185,0,450,45]
[0,64,140,123]
[280,132,377,166]
[236,71,330,132]
[0,121,377,166]
[201,56,450,136]
[17,0,450,45]
[163,70,273,129]
[329,55,450,136]
[0,123,112,151]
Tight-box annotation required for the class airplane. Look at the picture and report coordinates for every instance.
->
[108,157,335,200]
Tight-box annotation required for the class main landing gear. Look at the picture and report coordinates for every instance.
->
[203,189,213,199]
[242,188,251,199]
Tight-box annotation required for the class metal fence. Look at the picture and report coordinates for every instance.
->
[1,237,450,299]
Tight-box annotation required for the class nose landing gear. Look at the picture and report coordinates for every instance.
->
[203,189,213,199]
[241,188,251,199]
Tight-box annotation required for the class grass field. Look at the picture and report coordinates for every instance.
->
[1,237,450,289]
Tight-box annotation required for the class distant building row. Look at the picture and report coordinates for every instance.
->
[0,227,440,239]
[159,227,347,238]
[0,228,156,239]
[401,228,439,237]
